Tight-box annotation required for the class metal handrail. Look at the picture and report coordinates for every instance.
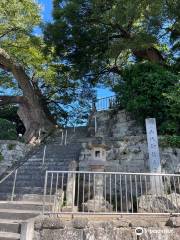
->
[93,95,118,111]
[0,167,18,201]
[43,170,180,215]
[11,169,18,201]
[96,95,116,101]
[44,170,180,177]
[0,138,49,200]
[0,168,17,185]
[60,129,68,145]
[42,145,47,165]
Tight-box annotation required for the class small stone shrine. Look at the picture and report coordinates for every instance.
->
[83,143,112,212]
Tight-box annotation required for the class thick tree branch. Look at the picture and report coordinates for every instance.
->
[0,27,20,39]
[133,47,165,63]
[0,95,26,106]
[0,48,35,99]
[0,49,55,143]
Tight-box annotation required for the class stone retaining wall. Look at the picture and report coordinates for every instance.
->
[0,140,28,175]
[80,110,180,173]
[33,215,180,240]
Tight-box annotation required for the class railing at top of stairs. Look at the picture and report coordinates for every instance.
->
[92,95,119,112]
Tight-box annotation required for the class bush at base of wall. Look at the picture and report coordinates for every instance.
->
[160,135,180,148]
[0,118,17,140]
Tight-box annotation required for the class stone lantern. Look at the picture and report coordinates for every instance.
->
[89,145,107,172]
[83,143,112,212]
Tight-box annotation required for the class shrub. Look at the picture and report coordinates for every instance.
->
[8,144,16,150]
[0,118,17,140]
[159,135,180,148]
[0,152,4,161]
[113,63,179,134]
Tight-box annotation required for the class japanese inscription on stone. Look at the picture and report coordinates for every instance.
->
[145,118,161,173]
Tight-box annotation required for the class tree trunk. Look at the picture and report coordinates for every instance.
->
[133,47,164,63]
[0,48,55,143]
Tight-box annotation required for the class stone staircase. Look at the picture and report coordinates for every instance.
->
[0,201,43,240]
[0,127,88,199]
[0,126,89,239]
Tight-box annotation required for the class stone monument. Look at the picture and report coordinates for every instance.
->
[62,160,78,212]
[145,118,163,194]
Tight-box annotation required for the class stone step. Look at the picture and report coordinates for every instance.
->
[0,128,84,201]
[43,152,79,157]
[0,219,21,234]
[18,163,66,169]
[0,202,44,211]
[16,167,65,175]
[0,187,44,197]
[0,232,20,240]
[0,178,65,189]
[24,157,74,162]
[0,185,44,193]
[21,160,77,168]
[0,209,40,220]
[23,160,71,165]
[1,171,67,183]
[20,194,53,203]
[17,167,63,172]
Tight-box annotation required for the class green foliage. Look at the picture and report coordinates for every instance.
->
[0,118,17,140]
[45,0,180,128]
[159,136,180,148]
[45,0,180,84]
[0,0,93,126]
[163,83,180,119]
[0,0,56,89]
[0,106,18,120]
[0,106,25,135]
[0,0,40,34]
[113,63,179,134]
[8,144,16,150]
[0,152,4,161]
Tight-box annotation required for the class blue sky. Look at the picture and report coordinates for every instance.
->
[37,0,53,22]
[37,0,113,98]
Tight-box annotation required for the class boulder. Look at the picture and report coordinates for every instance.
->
[52,189,64,213]
[138,193,180,213]
[82,197,113,212]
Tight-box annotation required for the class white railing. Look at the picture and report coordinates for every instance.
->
[43,171,180,215]
[59,129,68,146]
[93,96,118,111]
[0,169,18,201]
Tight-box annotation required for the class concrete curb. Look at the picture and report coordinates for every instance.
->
[20,219,34,240]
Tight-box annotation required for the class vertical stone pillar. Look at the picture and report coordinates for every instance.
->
[145,118,163,194]
[83,161,112,212]
[66,161,77,209]
[90,164,104,201]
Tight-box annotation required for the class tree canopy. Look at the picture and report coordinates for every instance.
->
[114,62,179,134]
[0,0,92,142]
[45,0,180,83]
[44,0,179,135]
[0,0,179,141]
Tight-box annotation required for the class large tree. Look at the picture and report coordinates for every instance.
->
[0,0,57,142]
[0,1,96,142]
[45,0,180,83]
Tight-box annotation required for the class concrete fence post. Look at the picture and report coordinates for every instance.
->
[20,220,34,240]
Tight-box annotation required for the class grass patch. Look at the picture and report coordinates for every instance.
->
[159,135,180,148]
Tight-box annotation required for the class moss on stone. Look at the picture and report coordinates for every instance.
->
[0,152,4,161]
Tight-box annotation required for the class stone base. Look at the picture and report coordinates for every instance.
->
[62,206,78,212]
[83,197,113,212]
[138,193,180,213]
